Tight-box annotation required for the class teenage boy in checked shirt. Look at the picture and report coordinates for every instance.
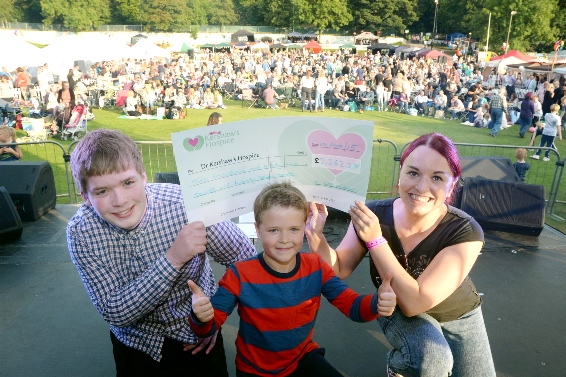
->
[189,182,396,377]
[67,129,255,376]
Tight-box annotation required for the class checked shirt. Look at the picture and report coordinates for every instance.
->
[67,183,256,361]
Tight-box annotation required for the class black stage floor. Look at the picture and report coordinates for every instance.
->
[1,205,565,376]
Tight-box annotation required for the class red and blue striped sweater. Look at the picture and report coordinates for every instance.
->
[189,252,380,376]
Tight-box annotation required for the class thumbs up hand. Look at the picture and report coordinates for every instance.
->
[377,271,396,317]
[188,280,214,323]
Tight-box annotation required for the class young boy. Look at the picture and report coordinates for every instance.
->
[67,129,256,376]
[188,182,396,377]
[513,148,530,182]
[532,104,562,161]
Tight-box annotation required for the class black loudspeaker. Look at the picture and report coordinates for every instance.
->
[154,172,180,184]
[0,162,56,221]
[0,186,23,242]
[460,156,521,182]
[460,177,545,236]
[453,156,521,208]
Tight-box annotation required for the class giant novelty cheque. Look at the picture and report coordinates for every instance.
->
[171,117,374,226]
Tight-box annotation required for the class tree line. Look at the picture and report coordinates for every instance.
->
[3,0,565,52]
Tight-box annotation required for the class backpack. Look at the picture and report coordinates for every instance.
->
[349,101,358,112]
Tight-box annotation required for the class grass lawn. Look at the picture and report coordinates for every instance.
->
[16,98,566,233]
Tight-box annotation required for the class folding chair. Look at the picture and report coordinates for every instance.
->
[355,90,374,112]
[458,109,470,123]
[222,83,236,99]
[276,86,295,107]
[241,88,258,108]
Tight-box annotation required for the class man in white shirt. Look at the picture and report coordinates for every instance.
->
[216,73,231,88]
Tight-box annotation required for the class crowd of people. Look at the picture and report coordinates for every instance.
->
[1,47,564,125]
[6,40,560,377]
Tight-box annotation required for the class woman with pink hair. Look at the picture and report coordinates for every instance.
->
[307,133,496,377]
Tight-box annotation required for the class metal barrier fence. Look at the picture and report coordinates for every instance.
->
[9,139,566,221]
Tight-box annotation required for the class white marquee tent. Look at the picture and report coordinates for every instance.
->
[1,33,44,70]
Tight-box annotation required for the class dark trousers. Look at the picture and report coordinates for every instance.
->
[301,87,313,110]
[536,134,556,158]
[111,330,229,377]
[236,348,343,377]
[518,116,532,137]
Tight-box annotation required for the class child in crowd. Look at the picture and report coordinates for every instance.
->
[513,148,530,182]
[212,90,226,109]
[125,90,141,116]
[0,125,23,161]
[532,104,562,161]
[473,103,485,127]
[529,120,544,147]
[189,182,396,377]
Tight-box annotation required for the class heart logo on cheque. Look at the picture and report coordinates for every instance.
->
[183,135,204,152]
[307,130,366,175]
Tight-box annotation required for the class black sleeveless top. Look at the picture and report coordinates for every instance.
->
[367,198,483,322]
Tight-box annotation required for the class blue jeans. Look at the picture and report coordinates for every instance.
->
[518,116,532,137]
[378,306,495,377]
[536,134,556,158]
[467,111,475,123]
[315,91,325,110]
[488,108,503,135]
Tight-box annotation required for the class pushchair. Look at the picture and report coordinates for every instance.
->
[60,104,88,141]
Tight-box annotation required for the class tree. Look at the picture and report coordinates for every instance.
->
[463,0,558,52]
[112,0,142,25]
[234,0,267,26]
[188,0,210,26]
[348,0,418,35]
[410,0,437,34]
[14,0,39,22]
[208,0,239,26]
[140,0,192,32]
[40,0,66,25]
[555,0,566,39]
[434,0,464,35]
[302,0,352,31]
[261,0,352,31]
[40,0,110,31]
[65,0,110,31]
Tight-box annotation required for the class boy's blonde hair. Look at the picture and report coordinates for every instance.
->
[0,125,16,142]
[70,129,144,193]
[515,148,527,160]
[253,182,308,224]
[550,103,560,113]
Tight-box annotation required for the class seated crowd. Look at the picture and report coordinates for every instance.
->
[3,46,563,125]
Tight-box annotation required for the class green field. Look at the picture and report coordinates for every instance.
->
[15,98,566,233]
